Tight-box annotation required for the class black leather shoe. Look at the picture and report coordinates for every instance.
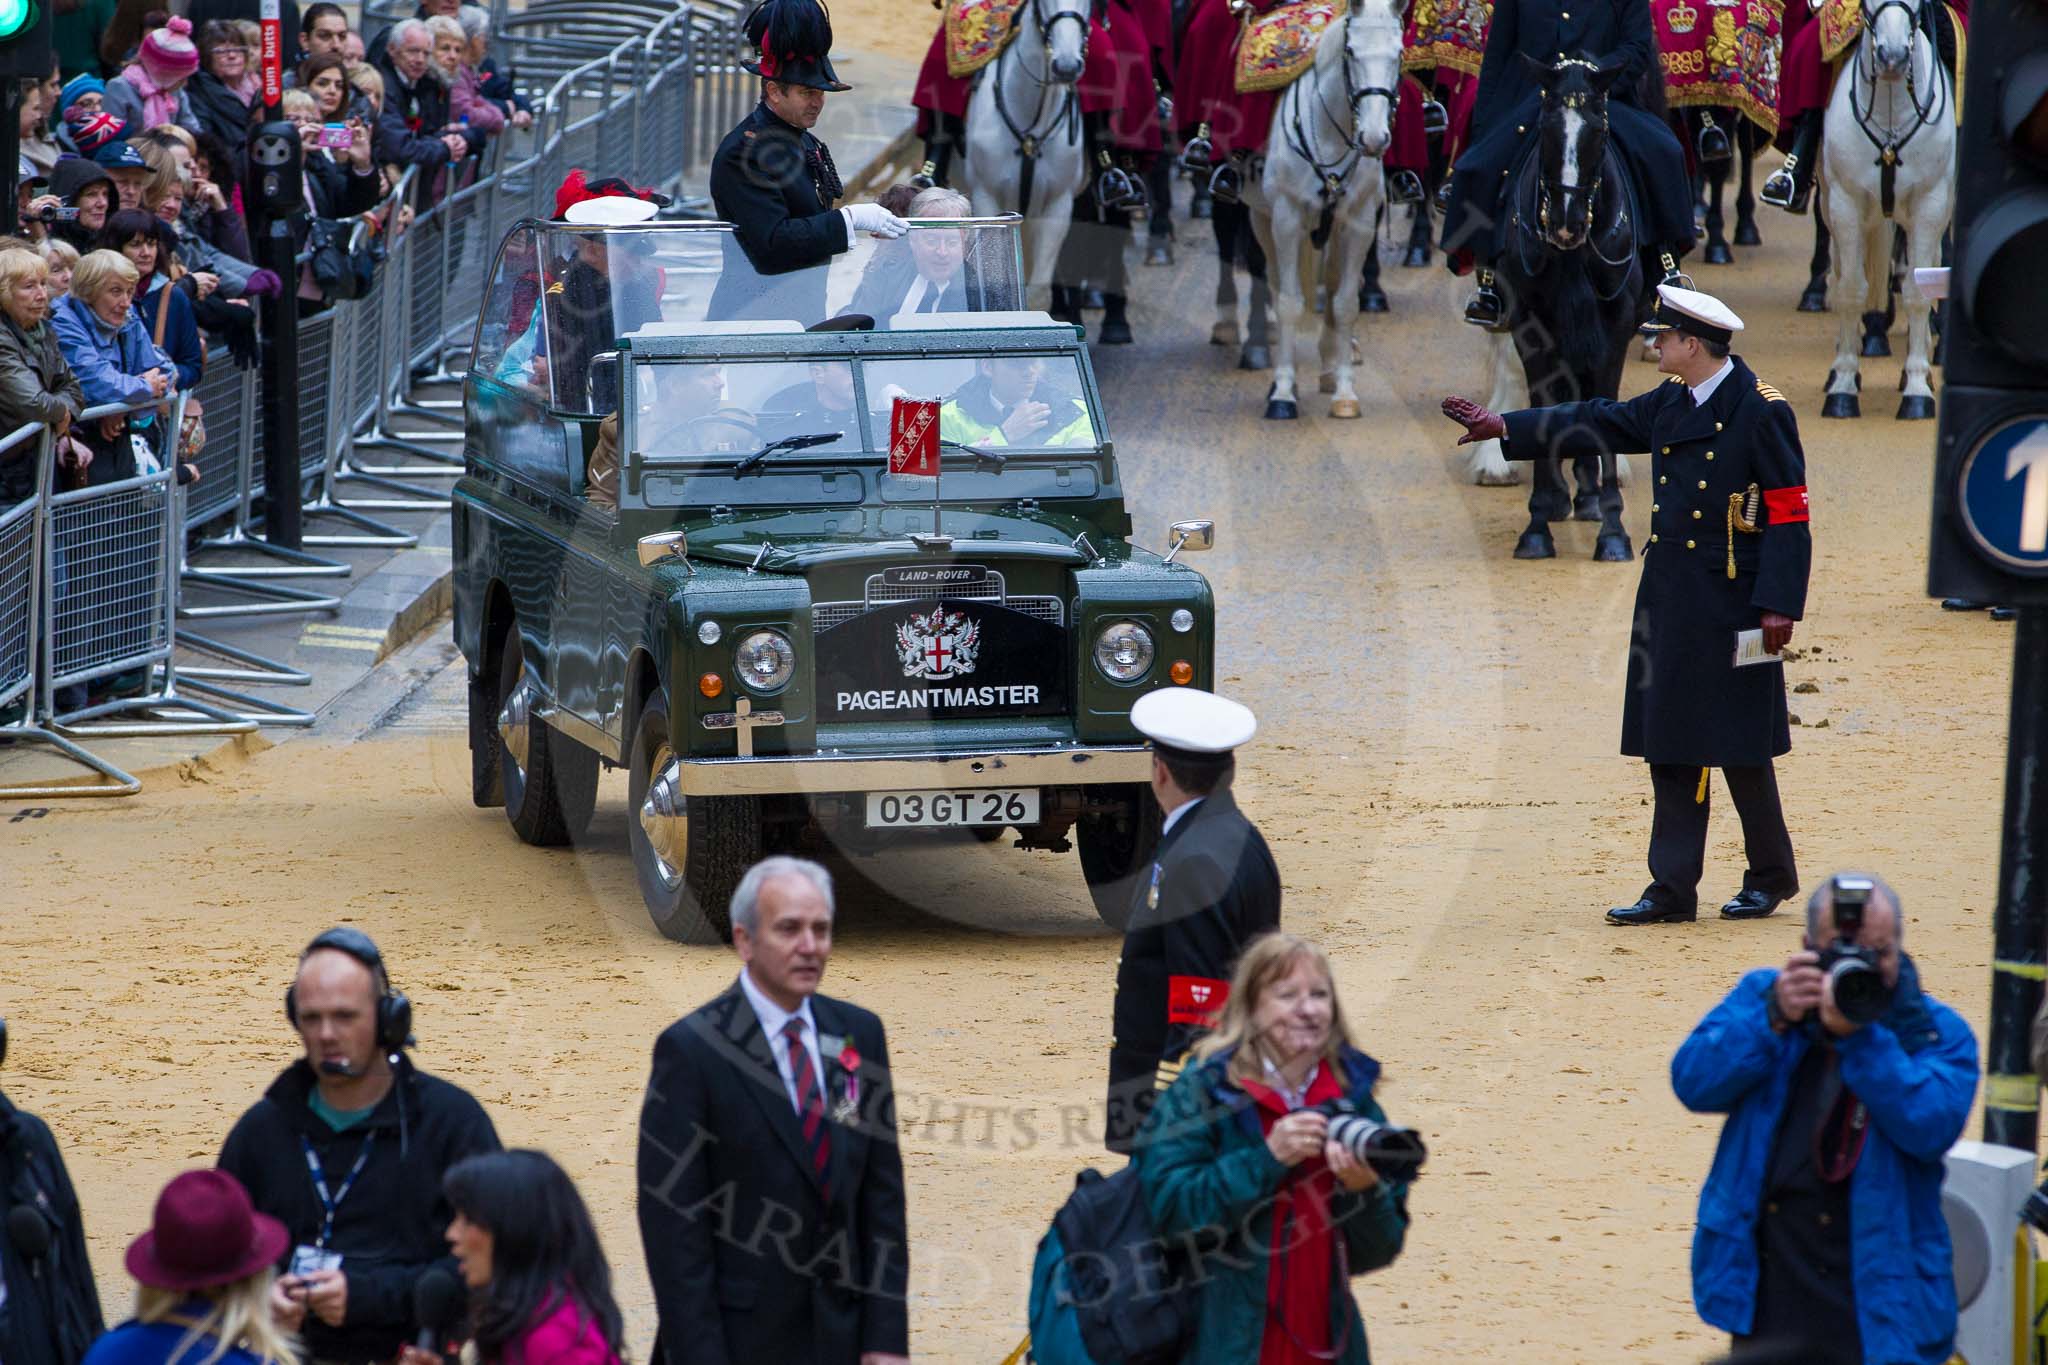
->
[1607,898,1697,925]
[1992,605,2019,621]
[1941,597,1990,611]
[1720,888,1786,920]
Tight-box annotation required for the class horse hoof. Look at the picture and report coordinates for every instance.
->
[1821,392,1860,419]
[1896,395,1936,420]
[1572,495,1602,523]
[1513,531,1557,560]
[1190,191,1212,220]
[1098,320,1134,345]
[1734,221,1761,247]
[1240,344,1270,370]
[1402,245,1430,269]
[1144,242,1174,267]
[1081,288,1107,311]
[1704,241,1734,266]
[1359,288,1389,314]
[1264,398,1299,420]
[1329,398,1361,419]
[1594,534,1634,562]
[1210,320,1240,347]
[1861,333,1891,357]
[1318,373,1336,394]
[1798,286,1828,313]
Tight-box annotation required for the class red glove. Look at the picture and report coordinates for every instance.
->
[1441,395,1506,446]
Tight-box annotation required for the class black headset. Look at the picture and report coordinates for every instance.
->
[284,927,414,1055]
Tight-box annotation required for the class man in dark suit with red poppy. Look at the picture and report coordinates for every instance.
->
[637,857,909,1365]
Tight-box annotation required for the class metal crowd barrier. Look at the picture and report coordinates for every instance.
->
[0,0,725,792]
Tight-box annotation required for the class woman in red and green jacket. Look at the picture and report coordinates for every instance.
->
[1136,932,1413,1365]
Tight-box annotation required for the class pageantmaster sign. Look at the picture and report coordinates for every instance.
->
[816,599,1068,721]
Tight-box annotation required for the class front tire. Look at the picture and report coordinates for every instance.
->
[628,687,761,943]
[1076,783,1162,931]
[496,632,597,846]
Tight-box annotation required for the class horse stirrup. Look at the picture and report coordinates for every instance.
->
[1696,111,1732,164]
[1207,160,1243,205]
[1386,168,1425,205]
[911,159,939,189]
[1421,98,1448,136]
[1096,156,1148,214]
[1178,124,1215,175]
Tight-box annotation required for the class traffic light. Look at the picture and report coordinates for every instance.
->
[1927,0,2048,603]
[0,0,48,79]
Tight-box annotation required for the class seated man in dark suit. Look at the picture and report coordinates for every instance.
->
[849,186,971,327]
[762,360,859,444]
[637,857,909,1365]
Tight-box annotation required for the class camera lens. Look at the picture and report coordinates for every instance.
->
[2021,1180,2048,1236]
[1327,1114,1429,1182]
[1828,957,1891,1026]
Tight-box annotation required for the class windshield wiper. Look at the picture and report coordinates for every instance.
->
[728,431,844,475]
[939,438,1007,468]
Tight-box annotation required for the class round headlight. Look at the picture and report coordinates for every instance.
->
[733,629,796,693]
[1093,620,1155,683]
[1169,608,1195,634]
[697,619,723,645]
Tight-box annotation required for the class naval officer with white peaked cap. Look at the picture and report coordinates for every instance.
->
[1105,688,1283,1153]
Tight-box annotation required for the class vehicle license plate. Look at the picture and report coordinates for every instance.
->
[864,789,1040,828]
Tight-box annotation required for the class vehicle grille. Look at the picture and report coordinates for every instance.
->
[813,597,1064,633]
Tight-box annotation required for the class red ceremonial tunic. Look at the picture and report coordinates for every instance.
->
[1174,0,1284,155]
[1080,0,1167,149]
[1238,1063,1346,1365]
[1385,67,1479,173]
[914,20,973,128]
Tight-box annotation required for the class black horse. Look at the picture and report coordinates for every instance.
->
[1495,55,1655,562]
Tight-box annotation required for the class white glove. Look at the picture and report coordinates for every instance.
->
[840,203,909,239]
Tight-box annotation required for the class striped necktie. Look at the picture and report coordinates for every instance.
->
[783,1019,832,1200]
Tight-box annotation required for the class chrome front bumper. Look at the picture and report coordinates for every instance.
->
[671,744,1151,796]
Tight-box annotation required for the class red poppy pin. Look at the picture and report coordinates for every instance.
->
[833,1044,862,1117]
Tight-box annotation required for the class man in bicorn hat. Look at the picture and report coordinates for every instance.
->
[1105,688,1283,1153]
[709,0,910,322]
[1442,283,1812,928]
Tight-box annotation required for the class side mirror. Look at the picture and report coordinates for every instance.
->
[637,529,689,568]
[1162,519,1215,565]
[589,349,622,413]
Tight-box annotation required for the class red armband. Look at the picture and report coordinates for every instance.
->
[1167,975,1229,1026]
[1763,486,1809,523]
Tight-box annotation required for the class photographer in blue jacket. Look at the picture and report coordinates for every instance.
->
[1672,873,1978,1364]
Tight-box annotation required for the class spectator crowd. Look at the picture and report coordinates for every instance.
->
[0,0,533,516]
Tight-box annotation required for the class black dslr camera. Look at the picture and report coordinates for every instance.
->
[1817,875,1892,1026]
[1314,1100,1429,1182]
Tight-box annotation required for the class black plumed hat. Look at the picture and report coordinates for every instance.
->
[742,0,850,92]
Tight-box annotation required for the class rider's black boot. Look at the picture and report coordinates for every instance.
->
[1208,157,1242,205]
[1657,249,1686,288]
[1464,267,1505,330]
[912,114,961,189]
[1760,113,1819,214]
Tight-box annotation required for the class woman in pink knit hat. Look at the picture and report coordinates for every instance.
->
[104,16,202,137]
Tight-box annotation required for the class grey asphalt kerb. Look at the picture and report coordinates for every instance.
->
[0,58,918,793]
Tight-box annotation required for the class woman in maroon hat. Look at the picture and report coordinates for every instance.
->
[83,1170,299,1365]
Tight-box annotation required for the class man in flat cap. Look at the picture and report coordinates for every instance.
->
[1105,688,1282,1152]
[709,0,909,323]
[1441,283,1812,927]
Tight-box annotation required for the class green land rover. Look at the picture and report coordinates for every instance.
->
[452,216,1218,942]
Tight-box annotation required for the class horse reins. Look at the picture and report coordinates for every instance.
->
[1281,11,1395,248]
[1849,0,1946,219]
[1510,82,1639,303]
[989,0,1090,214]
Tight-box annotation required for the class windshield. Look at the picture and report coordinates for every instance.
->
[630,352,1098,461]
[473,218,1029,414]
[867,355,1098,450]
[637,360,863,457]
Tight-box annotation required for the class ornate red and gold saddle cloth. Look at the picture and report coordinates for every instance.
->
[1235,0,1348,93]
[1657,0,1784,134]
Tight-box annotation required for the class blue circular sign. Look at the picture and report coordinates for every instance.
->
[1959,417,2048,574]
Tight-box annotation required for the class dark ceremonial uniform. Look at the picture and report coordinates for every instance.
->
[1502,357,1812,917]
[708,102,848,323]
[1439,0,1696,266]
[1106,790,1282,1153]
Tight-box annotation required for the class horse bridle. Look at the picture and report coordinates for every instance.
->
[989,0,1091,211]
[1515,66,1635,292]
[1283,11,1396,200]
[1850,0,1945,217]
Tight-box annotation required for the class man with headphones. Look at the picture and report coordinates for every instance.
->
[218,928,501,1365]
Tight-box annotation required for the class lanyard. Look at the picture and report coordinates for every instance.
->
[300,1133,375,1249]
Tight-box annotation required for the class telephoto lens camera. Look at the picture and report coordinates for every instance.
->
[1316,1101,1429,1182]
[2021,1177,2048,1236]
[1816,875,1892,1027]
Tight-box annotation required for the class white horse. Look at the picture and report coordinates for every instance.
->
[1818,0,1953,420]
[1244,0,1402,419]
[959,0,1091,308]
[1463,332,1529,484]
